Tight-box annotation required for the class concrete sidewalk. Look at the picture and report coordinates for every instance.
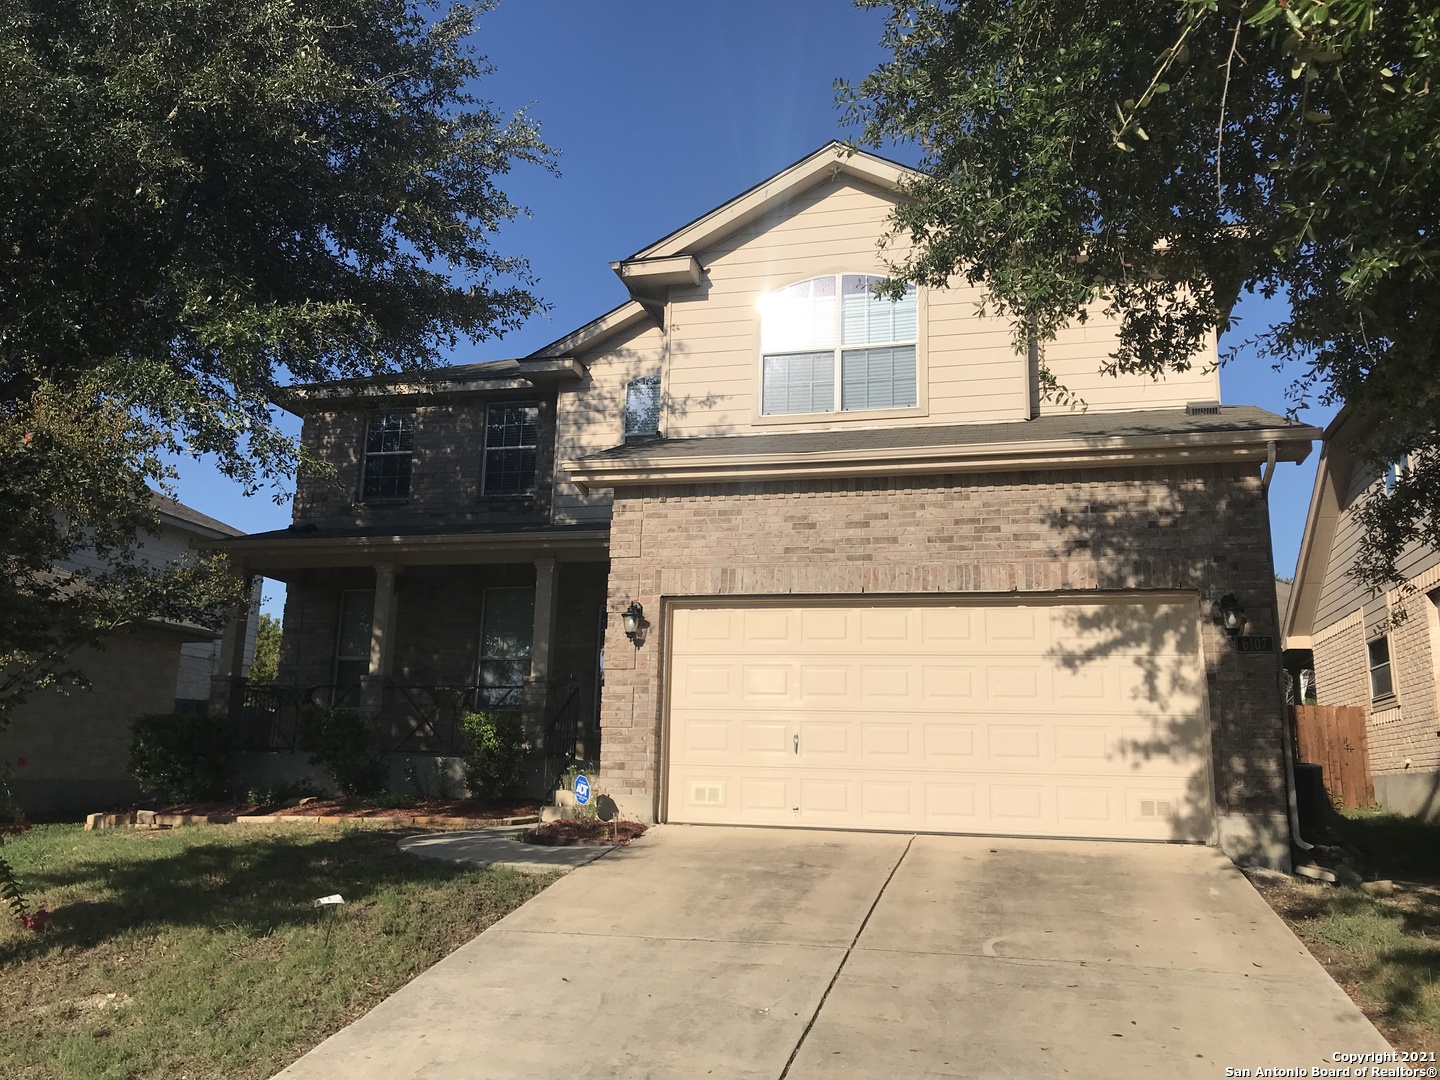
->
[273,827,1390,1080]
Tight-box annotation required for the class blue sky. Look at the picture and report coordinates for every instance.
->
[169,0,1333,614]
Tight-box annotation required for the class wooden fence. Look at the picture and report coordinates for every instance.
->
[1293,704,1374,809]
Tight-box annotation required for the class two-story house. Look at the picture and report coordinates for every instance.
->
[215,144,1319,866]
[1285,408,1440,819]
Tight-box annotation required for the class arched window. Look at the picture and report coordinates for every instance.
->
[758,274,918,415]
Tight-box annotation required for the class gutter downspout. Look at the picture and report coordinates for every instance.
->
[1260,437,1313,856]
[1261,439,1278,493]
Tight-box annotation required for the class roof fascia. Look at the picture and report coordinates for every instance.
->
[201,527,611,575]
[277,359,586,414]
[527,300,654,360]
[563,426,1318,494]
[625,143,913,263]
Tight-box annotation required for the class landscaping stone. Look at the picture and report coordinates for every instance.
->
[1335,864,1365,887]
[1361,879,1396,897]
[1294,863,1338,883]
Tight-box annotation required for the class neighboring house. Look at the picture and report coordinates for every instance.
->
[1285,409,1440,819]
[212,144,1319,866]
[1,494,254,819]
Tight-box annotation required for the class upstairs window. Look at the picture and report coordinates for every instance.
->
[624,375,661,439]
[1384,455,1412,495]
[361,413,414,499]
[759,274,918,416]
[483,402,539,496]
[1368,635,1394,700]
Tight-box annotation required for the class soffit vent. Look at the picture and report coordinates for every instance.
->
[1185,400,1221,416]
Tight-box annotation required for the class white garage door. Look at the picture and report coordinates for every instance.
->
[665,598,1213,842]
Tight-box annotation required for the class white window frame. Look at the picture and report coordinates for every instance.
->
[360,412,415,501]
[1383,454,1412,496]
[624,375,662,439]
[481,401,540,497]
[755,273,924,423]
[1368,634,1394,701]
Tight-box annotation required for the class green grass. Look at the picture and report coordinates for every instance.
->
[1260,809,1440,1051]
[0,824,553,1080]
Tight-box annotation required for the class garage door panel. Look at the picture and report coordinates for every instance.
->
[922,723,979,760]
[665,601,1213,843]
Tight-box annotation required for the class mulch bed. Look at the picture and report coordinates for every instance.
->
[132,798,542,821]
[521,819,647,846]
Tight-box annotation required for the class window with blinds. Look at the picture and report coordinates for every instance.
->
[759,274,917,415]
[624,375,662,438]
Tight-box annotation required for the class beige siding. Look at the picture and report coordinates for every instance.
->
[1314,459,1440,633]
[653,176,1217,438]
[552,321,666,524]
[1038,318,1220,415]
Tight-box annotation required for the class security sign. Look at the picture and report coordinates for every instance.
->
[573,774,591,806]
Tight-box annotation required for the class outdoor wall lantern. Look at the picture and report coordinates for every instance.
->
[1217,593,1246,638]
[622,601,646,645]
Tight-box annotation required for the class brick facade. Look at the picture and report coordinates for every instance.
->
[292,394,559,531]
[273,561,607,739]
[599,464,1290,835]
[0,627,190,819]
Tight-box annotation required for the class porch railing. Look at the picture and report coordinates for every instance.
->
[229,681,528,754]
[385,683,522,755]
[231,684,363,751]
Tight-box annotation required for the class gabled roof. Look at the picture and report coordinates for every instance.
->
[150,491,243,538]
[624,142,913,262]
[530,143,915,360]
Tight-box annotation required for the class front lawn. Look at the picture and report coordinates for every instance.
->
[0,823,553,1080]
[1251,810,1440,1052]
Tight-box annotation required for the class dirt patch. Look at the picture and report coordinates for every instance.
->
[522,820,647,846]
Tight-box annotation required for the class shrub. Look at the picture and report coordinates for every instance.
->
[294,705,388,798]
[458,710,527,801]
[129,712,230,802]
[244,777,321,807]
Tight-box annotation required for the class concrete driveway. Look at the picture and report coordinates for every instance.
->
[274,827,1391,1079]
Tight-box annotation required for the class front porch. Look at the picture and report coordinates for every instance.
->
[207,524,610,797]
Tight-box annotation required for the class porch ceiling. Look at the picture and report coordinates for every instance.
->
[201,523,609,579]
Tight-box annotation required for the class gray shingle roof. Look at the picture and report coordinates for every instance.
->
[580,406,1314,464]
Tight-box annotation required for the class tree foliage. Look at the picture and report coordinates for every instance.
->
[249,613,282,685]
[0,0,552,716]
[840,0,1438,591]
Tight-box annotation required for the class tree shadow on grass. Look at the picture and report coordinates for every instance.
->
[0,826,491,963]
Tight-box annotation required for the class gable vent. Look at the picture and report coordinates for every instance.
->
[1185,400,1221,416]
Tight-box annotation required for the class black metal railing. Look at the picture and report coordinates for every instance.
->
[540,684,585,795]
[229,681,525,754]
[385,683,523,754]
[231,684,363,751]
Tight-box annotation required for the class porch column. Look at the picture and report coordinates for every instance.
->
[523,558,561,749]
[209,573,255,720]
[360,563,397,716]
